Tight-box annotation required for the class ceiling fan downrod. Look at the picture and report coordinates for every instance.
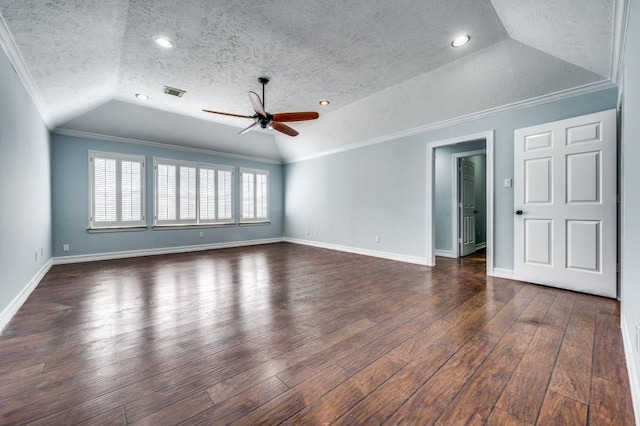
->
[258,77,269,110]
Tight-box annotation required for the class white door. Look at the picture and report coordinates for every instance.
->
[514,109,617,298]
[460,158,476,256]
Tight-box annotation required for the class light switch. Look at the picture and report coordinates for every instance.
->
[504,178,512,188]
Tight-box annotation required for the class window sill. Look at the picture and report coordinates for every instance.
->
[87,226,148,234]
[239,221,271,226]
[152,223,236,231]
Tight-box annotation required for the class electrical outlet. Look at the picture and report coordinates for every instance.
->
[375,235,380,243]
[63,244,70,252]
[199,232,204,238]
[314,230,318,236]
[306,229,309,235]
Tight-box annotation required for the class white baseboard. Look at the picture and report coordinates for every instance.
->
[0,259,53,333]
[434,249,456,258]
[490,268,515,279]
[53,238,284,265]
[475,242,487,250]
[621,315,640,425]
[283,237,428,266]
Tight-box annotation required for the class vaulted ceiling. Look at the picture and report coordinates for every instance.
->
[0,0,623,162]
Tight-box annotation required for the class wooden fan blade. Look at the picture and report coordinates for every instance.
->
[238,121,258,135]
[249,91,267,117]
[202,109,254,119]
[271,121,299,137]
[271,112,319,122]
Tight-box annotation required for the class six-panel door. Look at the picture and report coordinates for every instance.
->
[514,109,616,298]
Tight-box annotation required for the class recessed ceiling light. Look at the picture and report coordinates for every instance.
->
[154,36,175,49]
[451,35,470,48]
[135,93,149,100]
[319,100,330,106]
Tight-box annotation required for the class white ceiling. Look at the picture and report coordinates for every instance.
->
[0,0,621,163]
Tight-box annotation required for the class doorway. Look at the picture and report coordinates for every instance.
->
[426,131,494,275]
[454,150,487,258]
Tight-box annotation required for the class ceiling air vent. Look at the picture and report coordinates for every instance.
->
[163,86,186,97]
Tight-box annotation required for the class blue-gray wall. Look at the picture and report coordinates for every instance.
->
[284,88,618,270]
[51,134,283,257]
[0,47,52,319]
[434,140,486,252]
[620,0,640,409]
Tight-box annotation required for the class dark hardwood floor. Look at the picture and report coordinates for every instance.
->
[0,243,634,425]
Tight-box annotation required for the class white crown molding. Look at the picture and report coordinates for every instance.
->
[285,80,616,164]
[611,0,631,84]
[283,237,428,266]
[52,237,283,265]
[0,260,52,333]
[621,315,640,424]
[53,129,283,165]
[0,15,54,130]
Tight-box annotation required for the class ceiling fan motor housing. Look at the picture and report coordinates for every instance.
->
[259,113,273,128]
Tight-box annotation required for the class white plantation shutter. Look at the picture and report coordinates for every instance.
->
[94,157,117,223]
[256,173,268,219]
[155,159,234,225]
[89,152,145,228]
[218,169,233,220]
[179,166,197,221]
[199,167,216,221]
[240,168,269,222]
[156,163,176,222]
[121,160,142,222]
[242,171,255,219]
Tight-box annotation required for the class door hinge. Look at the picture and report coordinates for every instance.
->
[617,194,621,203]
[617,263,621,273]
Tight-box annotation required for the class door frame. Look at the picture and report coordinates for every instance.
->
[452,149,487,258]
[426,130,494,275]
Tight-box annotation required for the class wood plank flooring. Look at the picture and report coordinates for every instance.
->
[0,243,634,425]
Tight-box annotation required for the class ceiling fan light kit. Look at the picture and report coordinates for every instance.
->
[202,77,319,137]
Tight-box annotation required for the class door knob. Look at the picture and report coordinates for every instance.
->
[515,210,523,215]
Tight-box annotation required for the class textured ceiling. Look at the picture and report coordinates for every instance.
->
[0,0,620,162]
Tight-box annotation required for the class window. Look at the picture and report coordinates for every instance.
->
[154,159,234,226]
[89,151,145,229]
[240,168,269,223]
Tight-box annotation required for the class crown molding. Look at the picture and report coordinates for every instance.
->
[53,128,283,165]
[611,0,631,84]
[0,14,53,130]
[284,80,616,164]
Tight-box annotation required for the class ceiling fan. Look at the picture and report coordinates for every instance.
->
[202,77,319,137]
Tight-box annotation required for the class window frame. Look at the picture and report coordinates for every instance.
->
[153,158,235,227]
[239,167,270,224]
[88,150,146,230]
